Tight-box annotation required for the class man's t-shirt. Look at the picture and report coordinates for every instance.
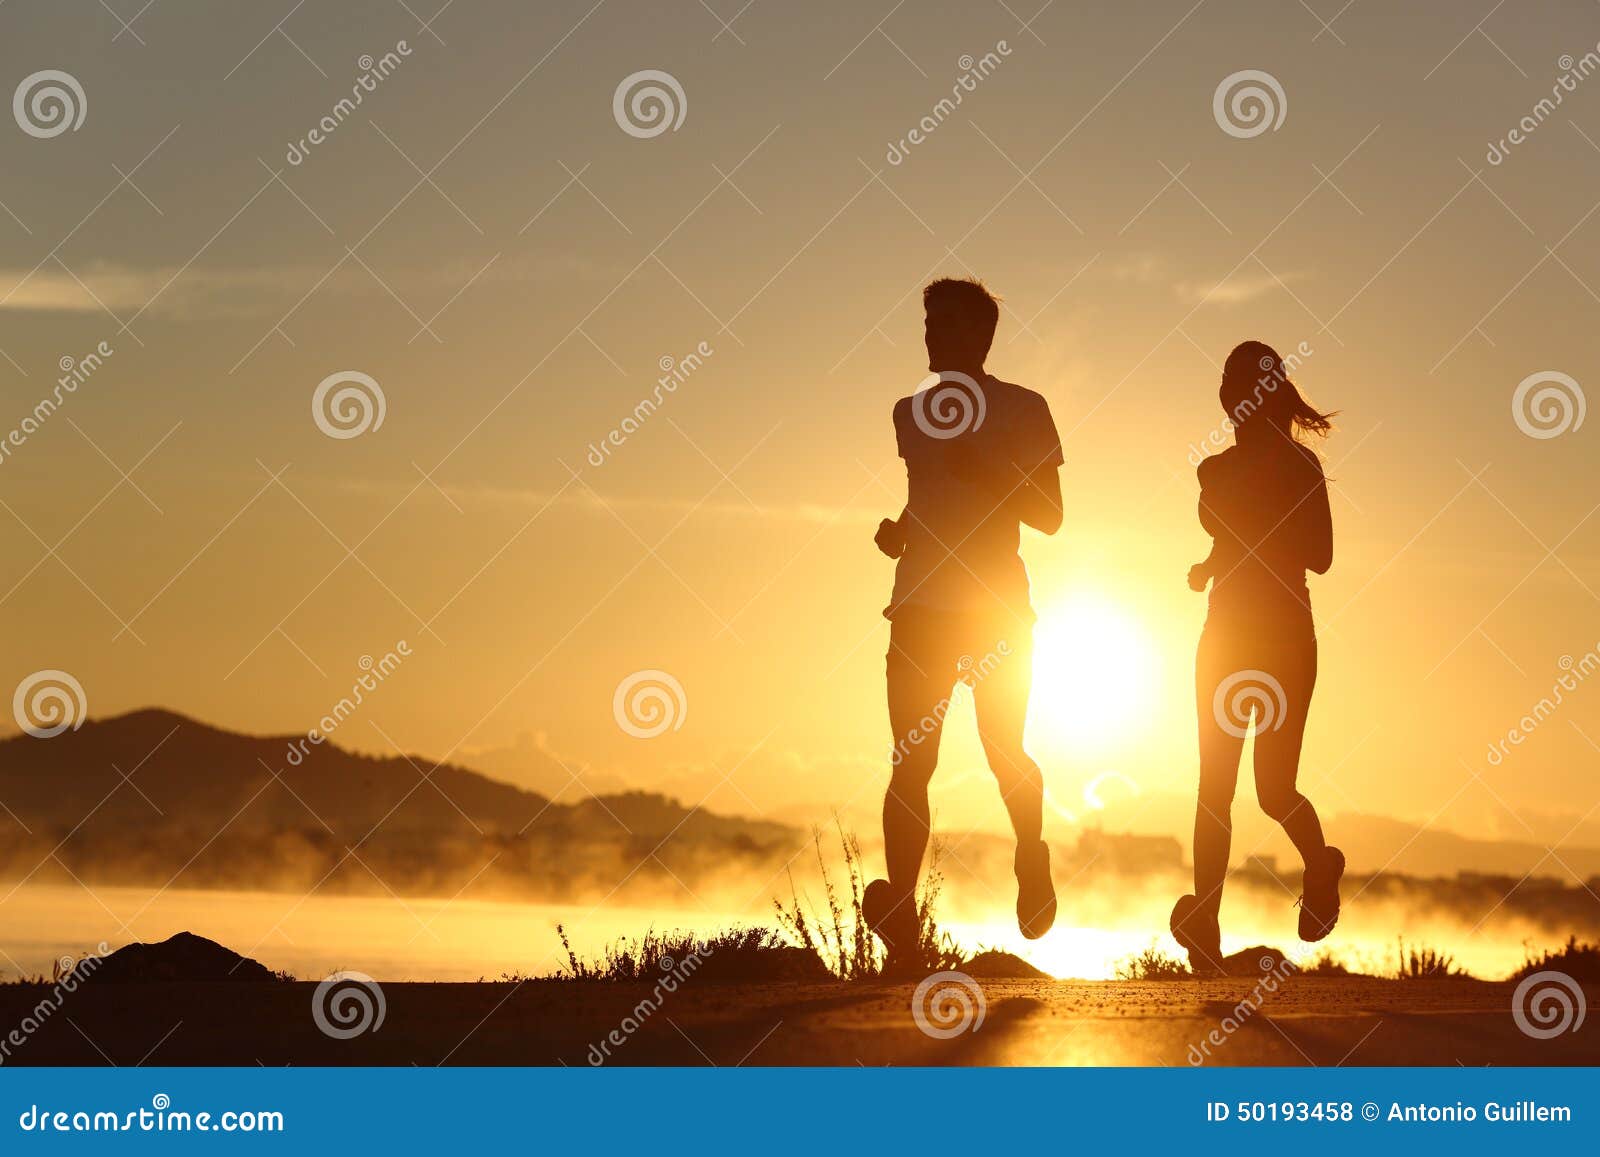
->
[886,375,1062,622]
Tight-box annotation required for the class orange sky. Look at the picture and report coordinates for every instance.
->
[2,0,1598,854]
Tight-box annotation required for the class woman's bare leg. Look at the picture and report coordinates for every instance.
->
[1253,636,1326,867]
[1194,628,1246,920]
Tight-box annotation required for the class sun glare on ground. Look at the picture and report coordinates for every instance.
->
[1028,593,1158,754]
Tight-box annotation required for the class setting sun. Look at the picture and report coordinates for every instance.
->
[1029,594,1160,753]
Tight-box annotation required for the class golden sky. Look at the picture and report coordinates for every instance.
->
[2,0,1598,851]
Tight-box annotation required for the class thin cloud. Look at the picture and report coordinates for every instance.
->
[0,254,635,319]
[1176,269,1305,306]
[327,475,880,526]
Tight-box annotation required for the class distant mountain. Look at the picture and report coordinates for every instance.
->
[6,710,1598,913]
[0,709,801,902]
[1318,812,1600,884]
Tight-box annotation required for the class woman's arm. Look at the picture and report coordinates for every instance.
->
[1196,455,1225,537]
[1300,457,1333,574]
[1188,541,1217,592]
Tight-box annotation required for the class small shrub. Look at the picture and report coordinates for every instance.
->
[1115,943,1191,981]
[1510,936,1600,984]
[553,924,780,981]
[1296,950,1350,976]
[1394,937,1471,980]
[772,822,963,981]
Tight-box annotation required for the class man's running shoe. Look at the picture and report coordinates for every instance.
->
[1169,894,1224,977]
[1015,840,1057,940]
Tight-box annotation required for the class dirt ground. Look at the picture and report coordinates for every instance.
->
[3,977,1595,1066]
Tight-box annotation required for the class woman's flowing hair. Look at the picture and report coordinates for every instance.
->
[1221,340,1336,443]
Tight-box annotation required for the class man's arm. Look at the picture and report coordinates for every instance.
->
[878,398,912,558]
[1013,392,1064,535]
[876,507,908,558]
[1014,464,1062,535]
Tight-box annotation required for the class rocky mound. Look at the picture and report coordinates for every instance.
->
[78,932,278,984]
[961,949,1054,980]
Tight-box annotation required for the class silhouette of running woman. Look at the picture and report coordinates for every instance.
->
[864,278,1063,971]
[1170,341,1344,974]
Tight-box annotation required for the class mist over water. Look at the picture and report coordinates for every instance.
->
[0,884,749,982]
[0,879,1559,982]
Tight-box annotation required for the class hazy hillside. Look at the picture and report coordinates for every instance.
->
[4,709,1599,938]
[0,709,802,902]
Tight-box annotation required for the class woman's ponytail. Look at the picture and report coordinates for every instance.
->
[1222,340,1336,444]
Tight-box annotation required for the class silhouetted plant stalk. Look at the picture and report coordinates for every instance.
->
[773,821,963,980]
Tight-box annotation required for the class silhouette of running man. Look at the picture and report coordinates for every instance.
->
[1170,340,1344,975]
[864,278,1063,969]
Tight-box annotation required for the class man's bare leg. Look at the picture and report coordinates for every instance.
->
[869,622,951,956]
[975,630,1054,938]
